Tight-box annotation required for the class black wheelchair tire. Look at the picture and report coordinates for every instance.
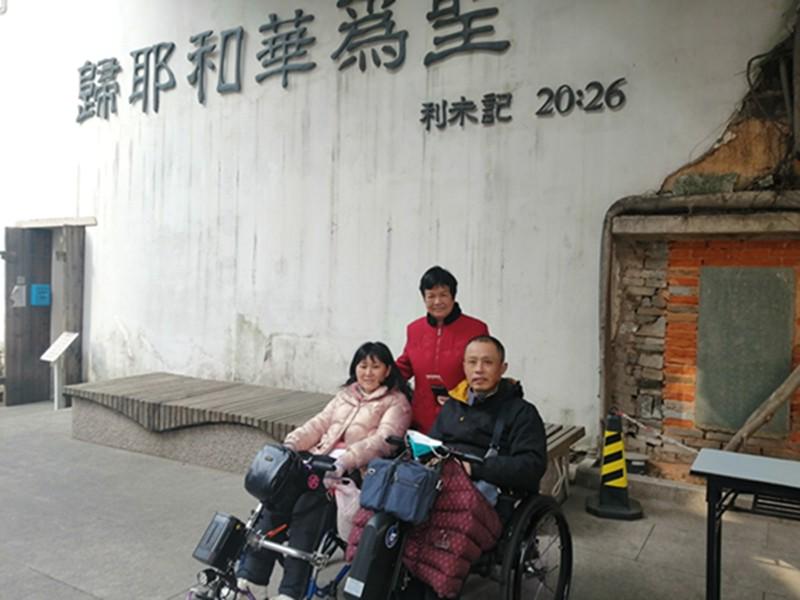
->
[499,495,572,600]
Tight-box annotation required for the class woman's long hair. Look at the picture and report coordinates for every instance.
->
[345,341,412,400]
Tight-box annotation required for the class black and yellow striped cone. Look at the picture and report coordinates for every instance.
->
[586,413,643,520]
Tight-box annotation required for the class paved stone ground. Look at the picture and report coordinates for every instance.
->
[0,402,798,599]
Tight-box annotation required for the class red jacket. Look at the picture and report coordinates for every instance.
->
[396,304,488,433]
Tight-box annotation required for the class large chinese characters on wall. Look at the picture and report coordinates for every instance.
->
[76,0,627,130]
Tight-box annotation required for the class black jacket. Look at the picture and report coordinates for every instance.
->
[428,379,547,494]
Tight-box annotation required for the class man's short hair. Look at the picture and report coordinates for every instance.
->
[465,335,506,362]
[419,266,458,298]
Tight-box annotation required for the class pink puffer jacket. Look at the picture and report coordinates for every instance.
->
[283,383,412,472]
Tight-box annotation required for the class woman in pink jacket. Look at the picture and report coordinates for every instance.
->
[237,342,412,600]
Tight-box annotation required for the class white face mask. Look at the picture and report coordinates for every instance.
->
[406,430,444,459]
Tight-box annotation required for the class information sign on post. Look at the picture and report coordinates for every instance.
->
[30,284,52,307]
[41,332,80,410]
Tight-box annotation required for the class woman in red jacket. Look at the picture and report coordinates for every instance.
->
[396,266,489,433]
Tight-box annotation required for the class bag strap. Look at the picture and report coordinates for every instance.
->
[484,402,508,459]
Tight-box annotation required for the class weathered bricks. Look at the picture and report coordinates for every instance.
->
[611,238,800,463]
[628,286,657,296]
[664,426,703,439]
[638,354,664,369]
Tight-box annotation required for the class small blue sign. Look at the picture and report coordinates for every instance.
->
[30,284,51,307]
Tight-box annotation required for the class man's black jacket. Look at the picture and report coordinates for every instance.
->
[428,379,547,494]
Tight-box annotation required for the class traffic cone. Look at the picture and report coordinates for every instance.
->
[586,413,643,520]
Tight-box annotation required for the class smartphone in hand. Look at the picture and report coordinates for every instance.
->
[426,374,450,405]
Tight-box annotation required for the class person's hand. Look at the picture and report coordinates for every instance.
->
[283,441,296,451]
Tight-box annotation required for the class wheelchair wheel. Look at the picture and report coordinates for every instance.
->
[499,495,572,600]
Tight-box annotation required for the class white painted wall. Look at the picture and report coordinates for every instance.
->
[0,0,794,436]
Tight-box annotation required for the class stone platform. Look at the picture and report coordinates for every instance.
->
[66,372,329,472]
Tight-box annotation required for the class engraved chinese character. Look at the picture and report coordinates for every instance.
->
[256,10,316,89]
[187,27,245,103]
[129,42,177,113]
[332,0,408,72]
[481,92,512,124]
[420,100,449,131]
[76,58,121,123]
[448,96,478,127]
[425,0,510,67]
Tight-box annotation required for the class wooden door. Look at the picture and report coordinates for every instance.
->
[3,228,52,405]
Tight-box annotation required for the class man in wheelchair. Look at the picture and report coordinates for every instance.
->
[429,334,548,511]
[385,335,558,600]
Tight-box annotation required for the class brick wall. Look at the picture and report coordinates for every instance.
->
[663,240,800,460]
[609,240,668,455]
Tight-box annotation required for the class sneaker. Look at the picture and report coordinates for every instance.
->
[270,595,297,600]
[236,578,269,600]
[187,584,215,600]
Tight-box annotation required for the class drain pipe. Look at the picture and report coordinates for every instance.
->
[598,189,800,428]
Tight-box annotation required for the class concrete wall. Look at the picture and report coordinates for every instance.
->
[0,0,794,437]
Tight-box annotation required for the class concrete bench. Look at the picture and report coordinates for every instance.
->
[66,372,584,498]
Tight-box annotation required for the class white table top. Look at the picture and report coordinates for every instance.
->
[691,449,800,490]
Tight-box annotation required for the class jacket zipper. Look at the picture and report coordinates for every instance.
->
[434,325,442,372]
